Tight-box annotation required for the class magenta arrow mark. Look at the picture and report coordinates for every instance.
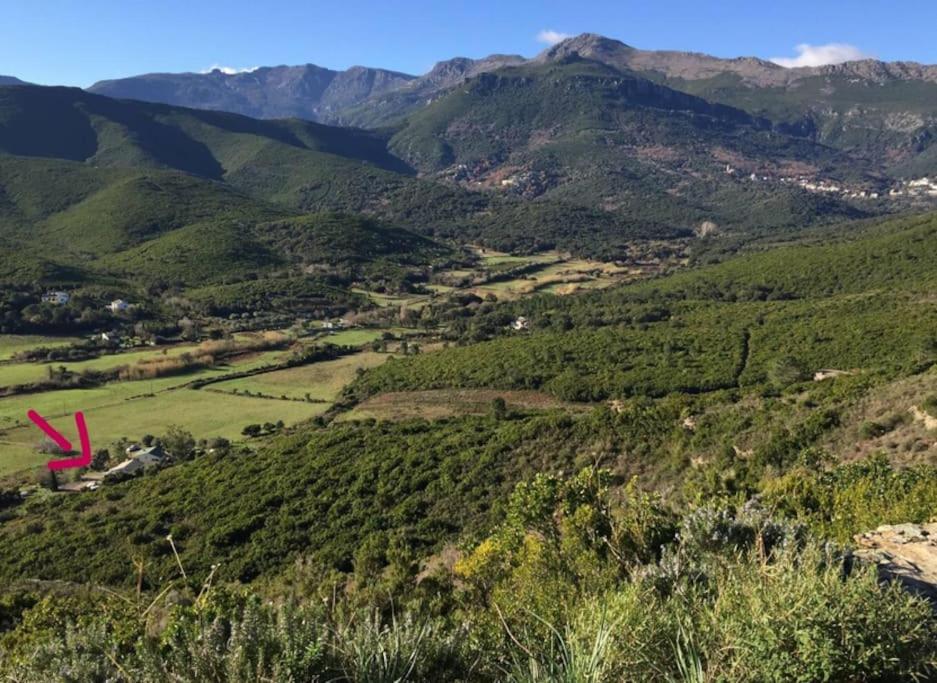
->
[27,410,92,471]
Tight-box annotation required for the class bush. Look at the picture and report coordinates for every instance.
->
[241,424,262,438]
[161,425,196,459]
[762,455,937,542]
[923,394,937,419]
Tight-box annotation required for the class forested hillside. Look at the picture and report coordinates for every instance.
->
[0,81,887,275]
[1,209,935,679]
[352,212,937,401]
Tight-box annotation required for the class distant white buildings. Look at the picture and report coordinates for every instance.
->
[886,177,937,198]
[511,316,530,331]
[108,299,130,313]
[41,291,70,305]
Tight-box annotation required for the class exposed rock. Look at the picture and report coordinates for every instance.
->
[408,54,526,92]
[608,399,626,414]
[854,523,937,601]
[813,368,854,381]
[695,221,719,237]
[910,406,937,431]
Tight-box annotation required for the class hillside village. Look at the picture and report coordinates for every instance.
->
[723,163,937,202]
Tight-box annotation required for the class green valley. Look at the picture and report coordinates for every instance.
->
[1,25,937,682]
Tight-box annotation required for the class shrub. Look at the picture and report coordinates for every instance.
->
[762,455,937,542]
[241,424,262,437]
[923,394,937,419]
[161,425,196,459]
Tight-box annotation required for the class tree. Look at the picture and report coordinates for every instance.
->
[491,397,508,421]
[91,449,110,471]
[768,355,808,387]
[242,424,262,438]
[36,468,58,492]
[161,425,196,459]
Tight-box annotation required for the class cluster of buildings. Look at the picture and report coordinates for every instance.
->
[770,174,881,199]
[497,170,552,197]
[725,165,937,202]
[105,444,165,477]
[60,444,165,493]
[40,292,133,314]
[41,291,70,305]
[889,177,937,198]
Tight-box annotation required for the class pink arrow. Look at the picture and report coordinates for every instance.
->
[27,410,92,471]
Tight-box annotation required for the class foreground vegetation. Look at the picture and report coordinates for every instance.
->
[2,463,936,681]
[0,209,935,680]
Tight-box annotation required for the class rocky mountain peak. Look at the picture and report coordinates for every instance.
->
[537,33,635,64]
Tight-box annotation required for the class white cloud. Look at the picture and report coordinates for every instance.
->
[200,64,259,75]
[536,29,572,46]
[769,43,872,68]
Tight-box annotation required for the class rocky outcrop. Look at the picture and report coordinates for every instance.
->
[854,523,937,601]
[409,54,526,92]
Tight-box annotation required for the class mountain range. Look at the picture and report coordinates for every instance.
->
[90,64,416,122]
[1,33,936,293]
[83,34,937,175]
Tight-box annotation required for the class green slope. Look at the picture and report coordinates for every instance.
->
[1,212,934,592]
[0,81,881,263]
[352,211,937,400]
[386,57,868,236]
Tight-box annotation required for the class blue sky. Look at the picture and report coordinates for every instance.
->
[3,0,937,87]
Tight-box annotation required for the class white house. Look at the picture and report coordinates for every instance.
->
[105,446,164,479]
[108,299,129,313]
[42,291,70,306]
[511,316,530,331]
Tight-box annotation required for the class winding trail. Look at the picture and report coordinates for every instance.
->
[733,328,751,387]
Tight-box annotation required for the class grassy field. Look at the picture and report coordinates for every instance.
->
[0,348,292,476]
[462,256,635,301]
[0,340,299,390]
[342,388,585,421]
[211,352,391,402]
[0,348,400,475]
[474,247,560,267]
[351,288,430,309]
[318,329,383,347]
[0,344,203,388]
[0,387,327,476]
[0,335,81,361]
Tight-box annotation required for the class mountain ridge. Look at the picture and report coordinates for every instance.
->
[90,63,417,121]
[85,33,937,126]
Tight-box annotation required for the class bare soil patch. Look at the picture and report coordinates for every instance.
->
[343,389,588,421]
